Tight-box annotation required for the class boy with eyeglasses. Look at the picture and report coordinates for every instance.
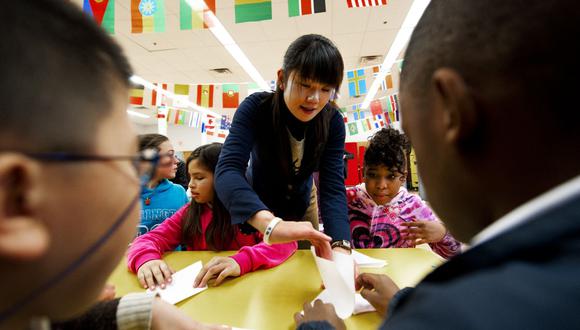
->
[0,1,224,329]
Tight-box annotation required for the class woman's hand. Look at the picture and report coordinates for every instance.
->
[401,221,447,245]
[137,259,174,290]
[194,257,241,288]
[249,211,333,259]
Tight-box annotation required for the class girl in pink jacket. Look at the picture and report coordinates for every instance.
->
[347,128,460,259]
[127,143,296,289]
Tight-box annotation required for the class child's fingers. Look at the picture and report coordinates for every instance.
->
[213,266,236,286]
[199,263,228,287]
[137,270,148,288]
[159,263,173,283]
[143,269,158,290]
[151,266,167,288]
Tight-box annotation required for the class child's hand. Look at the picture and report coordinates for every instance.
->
[194,257,240,288]
[356,273,400,316]
[294,299,346,330]
[137,260,174,290]
[401,221,447,245]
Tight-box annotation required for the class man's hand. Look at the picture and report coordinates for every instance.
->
[151,298,231,330]
[194,257,241,288]
[294,300,346,330]
[356,273,400,316]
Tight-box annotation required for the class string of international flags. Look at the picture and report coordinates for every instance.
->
[82,0,390,34]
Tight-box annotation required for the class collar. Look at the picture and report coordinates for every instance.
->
[471,174,580,246]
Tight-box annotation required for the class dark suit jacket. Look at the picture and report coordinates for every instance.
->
[383,192,580,329]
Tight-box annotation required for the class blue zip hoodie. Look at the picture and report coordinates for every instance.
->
[138,179,188,236]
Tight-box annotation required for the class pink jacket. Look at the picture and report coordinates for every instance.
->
[347,184,460,259]
[127,204,297,275]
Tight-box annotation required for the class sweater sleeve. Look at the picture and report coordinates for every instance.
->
[127,204,189,273]
[214,93,270,225]
[406,195,461,259]
[318,110,350,241]
[229,240,298,276]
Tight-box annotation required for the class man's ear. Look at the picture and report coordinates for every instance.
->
[431,68,479,148]
[277,69,285,90]
[0,155,49,261]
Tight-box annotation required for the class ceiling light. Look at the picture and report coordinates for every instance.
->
[185,0,269,90]
[361,0,431,109]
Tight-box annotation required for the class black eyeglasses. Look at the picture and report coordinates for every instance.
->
[22,148,160,185]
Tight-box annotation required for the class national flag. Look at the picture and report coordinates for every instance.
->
[288,0,326,17]
[370,99,383,116]
[129,85,144,105]
[373,114,385,128]
[189,111,202,128]
[197,85,214,108]
[372,66,394,91]
[389,94,398,112]
[174,110,187,125]
[347,122,359,136]
[352,104,365,121]
[151,83,168,106]
[383,111,391,124]
[346,0,388,8]
[361,118,372,132]
[131,0,165,33]
[347,69,367,97]
[220,115,231,130]
[166,109,172,122]
[217,130,227,139]
[222,84,240,108]
[180,0,215,30]
[205,114,216,136]
[174,84,190,96]
[235,0,272,23]
[83,0,115,34]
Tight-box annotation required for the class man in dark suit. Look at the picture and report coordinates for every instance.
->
[296,1,580,329]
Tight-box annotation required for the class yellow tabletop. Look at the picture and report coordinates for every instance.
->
[108,248,443,330]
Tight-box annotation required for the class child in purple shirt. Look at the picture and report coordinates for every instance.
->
[347,128,460,259]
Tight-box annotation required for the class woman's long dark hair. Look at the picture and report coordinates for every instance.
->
[267,34,344,180]
[181,143,236,250]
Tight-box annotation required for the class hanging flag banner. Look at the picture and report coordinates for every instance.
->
[205,114,216,136]
[370,99,383,116]
[83,0,115,34]
[196,85,214,108]
[129,85,144,105]
[222,84,240,108]
[347,122,359,136]
[346,0,387,8]
[131,0,165,33]
[235,0,272,23]
[189,111,202,128]
[151,83,168,106]
[347,69,367,97]
[180,0,215,30]
[288,0,326,17]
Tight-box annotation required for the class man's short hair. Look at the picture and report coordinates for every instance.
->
[0,0,133,152]
[401,0,579,132]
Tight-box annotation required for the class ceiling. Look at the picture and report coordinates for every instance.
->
[72,0,411,123]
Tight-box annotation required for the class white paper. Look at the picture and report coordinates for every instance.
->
[311,289,375,315]
[352,250,387,268]
[310,247,355,319]
[147,261,207,304]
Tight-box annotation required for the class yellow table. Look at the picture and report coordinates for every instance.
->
[108,248,443,330]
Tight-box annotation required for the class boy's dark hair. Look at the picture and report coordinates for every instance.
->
[365,128,411,174]
[401,0,579,133]
[138,134,169,152]
[182,143,243,250]
[0,0,132,153]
